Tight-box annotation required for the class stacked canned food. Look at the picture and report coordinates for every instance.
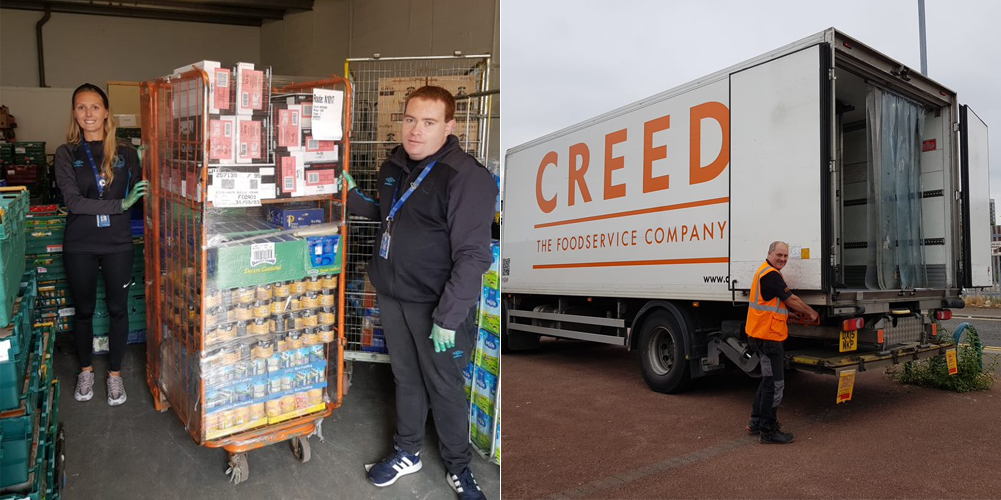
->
[199,276,338,440]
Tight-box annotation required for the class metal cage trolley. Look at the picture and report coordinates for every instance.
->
[140,63,351,484]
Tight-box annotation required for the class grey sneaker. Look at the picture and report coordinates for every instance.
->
[107,374,127,406]
[74,370,95,402]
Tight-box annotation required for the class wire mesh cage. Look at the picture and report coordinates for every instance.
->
[343,55,493,363]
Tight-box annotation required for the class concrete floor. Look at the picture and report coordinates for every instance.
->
[52,339,500,500]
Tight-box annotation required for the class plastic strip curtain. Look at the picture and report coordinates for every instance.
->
[865,86,927,290]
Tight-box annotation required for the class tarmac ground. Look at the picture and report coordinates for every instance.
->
[502,331,1001,500]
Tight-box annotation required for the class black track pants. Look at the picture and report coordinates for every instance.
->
[64,250,134,372]
[377,293,476,474]
[749,338,785,432]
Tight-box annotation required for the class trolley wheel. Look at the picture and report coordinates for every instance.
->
[226,453,250,485]
[290,436,312,463]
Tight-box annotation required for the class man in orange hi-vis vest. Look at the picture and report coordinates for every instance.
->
[745,241,818,444]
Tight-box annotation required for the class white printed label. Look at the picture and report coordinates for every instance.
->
[0,339,10,362]
[59,307,75,317]
[311,88,344,140]
[250,243,277,267]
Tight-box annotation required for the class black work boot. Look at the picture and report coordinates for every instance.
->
[759,430,795,444]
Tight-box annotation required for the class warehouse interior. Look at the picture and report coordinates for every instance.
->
[0,1,500,498]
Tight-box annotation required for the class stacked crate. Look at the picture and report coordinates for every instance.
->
[25,208,147,352]
[467,240,500,463]
[0,188,29,328]
[2,143,49,203]
[1,270,64,499]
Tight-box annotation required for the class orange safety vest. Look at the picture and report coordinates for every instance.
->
[745,261,789,341]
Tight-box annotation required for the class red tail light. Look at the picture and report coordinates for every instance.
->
[935,310,952,321]
[842,317,864,331]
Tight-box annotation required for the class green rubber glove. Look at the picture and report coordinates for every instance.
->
[122,180,149,212]
[342,171,357,192]
[430,324,456,353]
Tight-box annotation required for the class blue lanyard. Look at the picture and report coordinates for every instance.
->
[82,142,105,199]
[387,161,436,224]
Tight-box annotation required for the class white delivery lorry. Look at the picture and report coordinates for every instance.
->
[502,28,991,394]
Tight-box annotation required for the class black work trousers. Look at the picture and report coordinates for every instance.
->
[377,293,476,475]
[748,337,785,433]
[64,250,135,372]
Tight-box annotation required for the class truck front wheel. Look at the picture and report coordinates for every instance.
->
[638,310,693,393]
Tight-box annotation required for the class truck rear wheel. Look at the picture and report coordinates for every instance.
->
[638,310,693,393]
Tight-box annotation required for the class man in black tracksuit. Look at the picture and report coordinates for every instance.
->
[346,86,496,500]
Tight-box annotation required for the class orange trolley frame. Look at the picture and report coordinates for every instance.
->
[140,68,352,483]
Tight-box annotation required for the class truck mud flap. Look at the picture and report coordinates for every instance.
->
[787,341,956,375]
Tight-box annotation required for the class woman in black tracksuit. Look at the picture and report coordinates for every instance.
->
[53,83,148,406]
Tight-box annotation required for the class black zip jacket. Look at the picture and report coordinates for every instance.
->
[54,141,141,254]
[347,135,497,330]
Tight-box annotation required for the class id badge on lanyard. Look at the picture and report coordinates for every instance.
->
[83,142,111,228]
[381,161,436,259]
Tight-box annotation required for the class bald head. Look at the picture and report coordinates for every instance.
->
[768,241,789,270]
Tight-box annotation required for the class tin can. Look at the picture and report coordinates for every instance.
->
[306,276,323,293]
[222,348,241,366]
[252,300,269,319]
[205,325,220,345]
[256,284,273,301]
[218,323,237,342]
[318,324,335,343]
[220,289,234,309]
[319,291,335,307]
[239,344,252,362]
[273,281,291,298]
[321,274,338,290]
[318,308,336,326]
[270,298,285,315]
[288,330,304,350]
[291,280,307,295]
[302,327,319,346]
[251,318,268,335]
[205,289,222,308]
[233,361,249,380]
[253,339,274,359]
[235,320,248,338]
[237,287,255,304]
[289,295,302,311]
[235,303,253,321]
[301,309,318,328]
[302,292,320,309]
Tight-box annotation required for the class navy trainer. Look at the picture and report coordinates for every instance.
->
[448,467,487,500]
[365,447,422,487]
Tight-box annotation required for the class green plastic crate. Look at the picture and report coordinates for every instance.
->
[0,378,58,495]
[0,273,37,411]
[0,189,29,327]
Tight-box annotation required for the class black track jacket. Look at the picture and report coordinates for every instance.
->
[347,135,497,330]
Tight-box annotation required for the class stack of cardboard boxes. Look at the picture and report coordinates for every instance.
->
[375,75,481,160]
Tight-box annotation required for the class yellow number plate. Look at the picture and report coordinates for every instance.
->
[840,330,858,353]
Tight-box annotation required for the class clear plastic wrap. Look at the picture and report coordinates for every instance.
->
[143,64,351,445]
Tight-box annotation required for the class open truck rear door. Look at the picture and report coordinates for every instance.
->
[729,44,832,293]
[960,105,992,288]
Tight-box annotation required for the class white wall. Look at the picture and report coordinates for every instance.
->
[0,87,75,156]
[0,10,260,88]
